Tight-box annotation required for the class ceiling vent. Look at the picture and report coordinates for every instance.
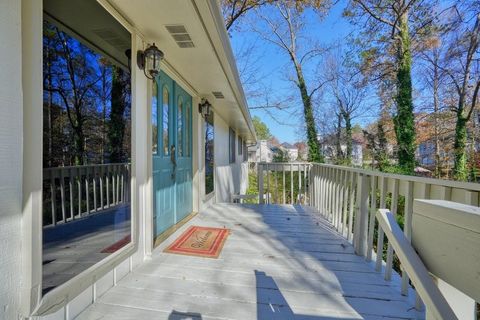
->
[212,91,225,99]
[165,25,195,48]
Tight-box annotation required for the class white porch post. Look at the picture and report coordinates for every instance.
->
[130,33,151,262]
[21,0,43,316]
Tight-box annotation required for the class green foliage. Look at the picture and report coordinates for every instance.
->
[252,116,273,140]
[273,149,289,162]
[453,117,468,181]
[393,18,416,174]
[108,67,129,163]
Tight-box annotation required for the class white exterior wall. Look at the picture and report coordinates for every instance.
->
[286,148,299,161]
[0,1,252,318]
[0,0,23,318]
[214,113,248,203]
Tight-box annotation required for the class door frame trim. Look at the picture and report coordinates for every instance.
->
[153,211,198,248]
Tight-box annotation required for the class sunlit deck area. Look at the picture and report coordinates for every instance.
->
[77,203,421,320]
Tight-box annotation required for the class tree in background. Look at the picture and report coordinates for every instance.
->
[42,20,131,168]
[439,11,480,181]
[108,67,130,163]
[326,50,368,165]
[222,0,330,32]
[363,121,390,171]
[344,0,438,173]
[251,2,334,162]
[252,116,273,140]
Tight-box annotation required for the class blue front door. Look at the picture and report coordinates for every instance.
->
[153,71,192,238]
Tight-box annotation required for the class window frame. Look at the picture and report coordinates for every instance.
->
[205,112,215,196]
[238,136,243,155]
[229,128,236,164]
[23,2,138,316]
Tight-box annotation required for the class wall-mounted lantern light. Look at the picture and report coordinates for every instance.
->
[198,98,212,119]
[137,43,164,81]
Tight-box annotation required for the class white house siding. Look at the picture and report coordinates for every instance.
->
[0,0,23,318]
[214,113,248,203]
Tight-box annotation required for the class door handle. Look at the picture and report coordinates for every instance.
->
[170,144,176,179]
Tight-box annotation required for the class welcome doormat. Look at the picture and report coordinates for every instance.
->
[164,226,230,258]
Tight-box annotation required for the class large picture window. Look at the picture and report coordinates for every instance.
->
[238,136,243,155]
[229,128,236,163]
[42,0,131,295]
[205,113,214,195]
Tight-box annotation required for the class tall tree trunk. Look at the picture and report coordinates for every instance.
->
[109,67,127,163]
[335,112,342,162]
[433,59,441,178]
[393,12,416,173]
[344,112,352,165]
[73,123,85,165]
[453,112,468,181]
[47,51,53,168]
[294,63,323,162]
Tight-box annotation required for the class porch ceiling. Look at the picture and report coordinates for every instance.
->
[107,0,256,143]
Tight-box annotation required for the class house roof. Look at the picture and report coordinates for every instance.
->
[106,0,256,143]
[281,142,296,149]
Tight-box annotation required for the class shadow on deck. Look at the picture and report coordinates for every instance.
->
[77,203,422,320]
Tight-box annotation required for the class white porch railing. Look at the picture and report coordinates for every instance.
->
[43,163,130,227]
[258,162,480,319]
[257,162,311,205]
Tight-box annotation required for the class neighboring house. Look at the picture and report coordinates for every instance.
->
[248,140,275,163]
[280,142,299,161]
[319,136,364,166]
[1,1,255,319]
[294,142,309,160]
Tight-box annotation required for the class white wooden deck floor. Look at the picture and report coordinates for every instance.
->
[77,204,423,320]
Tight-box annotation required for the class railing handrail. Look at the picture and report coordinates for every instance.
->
[43,162,130,173]
[259,161,478,316]
[312,162,480,192]
[376,209,457,320]
[43,163,131,227]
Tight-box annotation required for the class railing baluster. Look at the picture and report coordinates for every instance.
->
[275,164,278,204]
[117,165,120,204]
[92,166,97,212]
[266,163,270,204]
[121,166,125,203]
[290,163,293,205]
[69,167,74,220]
[347,171,356,241]
[85,167,90,214]
[60,169,66,223]
[366,175,377,262]
[354,174,369,256]
[106,167,110,208]
[401,181,414,295]
[258,163,264,204]
[341,170,349,237]
[282,165,286,204]
[376,176,387,271]
[385,178,399,281]
[298,163,301,204]
[77,167,82,217]
[303,164,307,205]
[100,166,104,209]
[50,169,57,226]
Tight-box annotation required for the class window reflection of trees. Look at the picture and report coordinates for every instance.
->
[205,113,214,194]
[42,19,131,295]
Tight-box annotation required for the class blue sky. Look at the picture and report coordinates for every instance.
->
[230,0,357,144]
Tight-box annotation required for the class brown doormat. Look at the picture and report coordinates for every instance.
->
[164,226,230,258]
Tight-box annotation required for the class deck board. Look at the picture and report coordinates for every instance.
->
[77,204,423,320]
